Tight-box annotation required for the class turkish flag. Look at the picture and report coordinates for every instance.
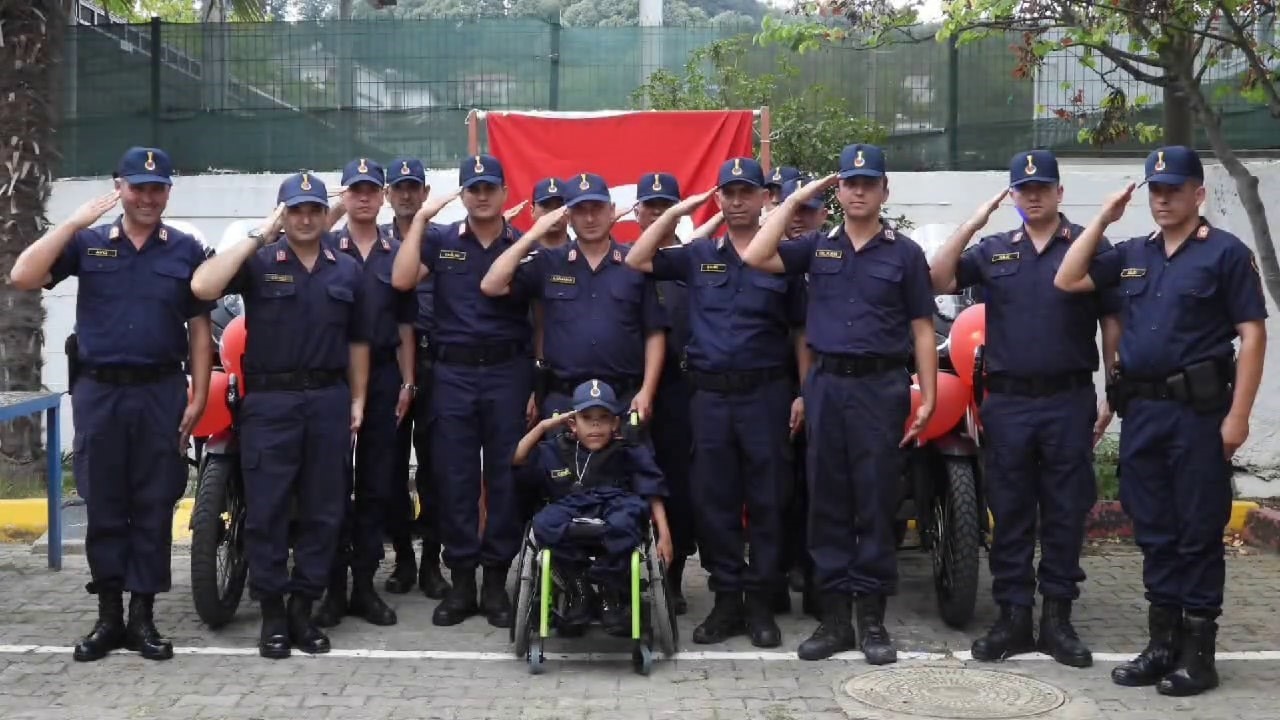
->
[486,110,755,242]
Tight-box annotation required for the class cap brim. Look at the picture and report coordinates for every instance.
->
[343,174,384,188]
[121,174,172,186]
[283,195,329,208]
[838,169,885,179]
[533,194,564,204]
[388,176,425,186]
[566,193,612,207]
[637,192,680,203]
[1009,175,1058,187]
[573,399,616,414]
[461,175,503,188]
[718,178,763,189]
[1146,173,1192,186]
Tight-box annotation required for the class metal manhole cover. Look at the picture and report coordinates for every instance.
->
[843,667,1067,719]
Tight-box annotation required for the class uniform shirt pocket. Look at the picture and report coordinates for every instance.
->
[861,260,904,303]
[147,260,194,301]
[326,284,355,324]
[254,281,297,323]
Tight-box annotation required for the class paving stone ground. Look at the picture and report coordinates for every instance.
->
[2,543,1278,720]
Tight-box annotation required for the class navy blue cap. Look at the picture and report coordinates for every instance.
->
[566,173,611,208]
[277,172,329,208]
[460,154,504,188]
[717,158,765,188]
[1009,150,1060,187]
[781,177,824,210]
[1145,145,1204,185]
[838,144,886,179]
[115,146,173,185]
[387,157,426,186]
[765,165,801,188]
[572,379,619,414]
[532,177,566,204]
[637,172,681,203]
[341,158,385,188]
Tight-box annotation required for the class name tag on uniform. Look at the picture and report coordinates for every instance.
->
[551,468,572,479]
[264,273,293,283]
[439,249,467,261]
[87,248,117,258]
[1120,267,1147,278]
[991,252,1020,263]
[549,274,576,285]
[815,249,842,259]
[700,263,727,273]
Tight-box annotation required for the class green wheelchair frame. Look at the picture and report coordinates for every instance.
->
[509,519,679,675]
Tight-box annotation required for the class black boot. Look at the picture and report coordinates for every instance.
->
[480,566,513,628]
[286,595,331,654]
[600,586,631,637]
[123,593,174,661]
[692,592,746,644]
[313,565,349,628]
[772,586,793,614]
[384,536,417,594]
[417,543,451,600]
[1038,598,1092,667]
[73,589,126,662]
[560,571,594,637]
[797,594,857,661]
[856,595,897,665]
[432,568,479,626]
[348,569,398,626]
[746,592,782,648]
[971,603,1036,661]
[1157,613,1220,697]
[258,596,291,660]
[666,556,688,616]
[1112,604,1182,687]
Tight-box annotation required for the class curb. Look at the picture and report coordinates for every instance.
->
[1084,500,1259,541]
[1242,506,1280,553]
[0,498,195,543]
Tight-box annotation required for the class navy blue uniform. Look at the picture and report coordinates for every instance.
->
[226,241,367,599]
[525,436,666,587]
[331,227,417,575]
[512,241,666,416]
[652,275,697,563]
[777,224,934,596]
[1088,220,1266,613]
[651,237,805,593]
[420,219,532,571]
[50,219,212,595]
[955,217,1113,608]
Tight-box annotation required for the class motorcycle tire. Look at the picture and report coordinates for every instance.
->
[932,456,980,629]
[190,453,249,629]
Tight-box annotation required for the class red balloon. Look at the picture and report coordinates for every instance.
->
[907,372,971,443]
[191,371,232,438]
[949,304,986,387]
[220,315,247,378]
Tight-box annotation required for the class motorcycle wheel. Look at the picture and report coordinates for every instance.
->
[931,456,980,629]
[190,453,249,629]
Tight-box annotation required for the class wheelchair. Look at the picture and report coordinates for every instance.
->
[509,515,679,676]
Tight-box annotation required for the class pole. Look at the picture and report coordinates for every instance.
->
[467,110,479,156]
[150,17,162,147]
[549,13,562,110]
[638,0,663,107]
[759,106,772,172]
[947,36,959,169]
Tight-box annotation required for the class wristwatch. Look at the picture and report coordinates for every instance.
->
[247,229,267,246]
[401,383,417,397]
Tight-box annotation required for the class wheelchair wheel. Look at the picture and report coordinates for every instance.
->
[647,553,678,657]
[528,636,545,675]
[511,537,538,657]
[632,641,654,676]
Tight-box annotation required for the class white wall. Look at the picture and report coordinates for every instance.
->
[39,160,1280,488]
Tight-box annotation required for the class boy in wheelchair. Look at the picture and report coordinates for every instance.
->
[513,379,673,637]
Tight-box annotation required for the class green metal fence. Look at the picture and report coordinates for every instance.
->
[57,18,1278,178]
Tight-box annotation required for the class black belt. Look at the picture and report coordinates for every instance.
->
[433,343,524,366]
[687,366,788,394]
[815,354,906,377]
[81,363,181,385]
[987,372,1093,397]
[550,375,642,397]
[244,369,345,393]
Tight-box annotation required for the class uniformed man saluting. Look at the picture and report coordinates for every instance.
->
[930,150,1118,668]
[743,144,937,664]
[628,158,807,649]
[391,154,529,629]
[11,146,214,662]
[191,172,370,659]
[313,159,417,629]
[1054,146,1267,696]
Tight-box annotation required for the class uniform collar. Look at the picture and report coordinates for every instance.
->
[459,218,514,243]
[335,225,392,255]
[1145,217,1212,244]
[828,222,895,245]
[273,239,336,264]
[567,238,623,265]
[110,217,168,245]
[1009,214,1073,245]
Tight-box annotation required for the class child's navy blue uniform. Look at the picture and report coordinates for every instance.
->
[525,435,667,588]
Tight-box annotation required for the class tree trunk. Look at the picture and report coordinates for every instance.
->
[1181,74,1280,307]
[0,1,64,467]
[1161,34,1195,146]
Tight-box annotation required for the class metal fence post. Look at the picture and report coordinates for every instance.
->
[947,36,959,170]
[150,17,162,147]
[549,13,562,110]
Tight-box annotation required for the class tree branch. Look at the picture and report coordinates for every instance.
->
[1087,42,1171,85]
[1216,0,1280,119]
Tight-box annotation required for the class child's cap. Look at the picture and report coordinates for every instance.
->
[571,379,619,414]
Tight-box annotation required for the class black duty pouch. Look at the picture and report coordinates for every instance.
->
[1180,358,1233,414]
[1106,375,1126,418]
[65,334,80,395]
[533,358,552,407]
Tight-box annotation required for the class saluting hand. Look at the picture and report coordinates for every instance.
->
[612,203,636,225]
[70,191,120,230]
[504,200,529,222]
[258,203,286,241]
[791,173,838,203]
[529,205,569,235]
[671,188,716,217]
[969,188,1009,229]
[416,187,457,221]
[1099,183,1136,225]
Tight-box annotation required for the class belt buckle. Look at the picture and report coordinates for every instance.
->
[418,336,431,350]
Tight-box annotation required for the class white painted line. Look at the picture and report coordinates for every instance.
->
[2,645,1279,662]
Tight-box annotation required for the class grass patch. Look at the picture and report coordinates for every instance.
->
[1094,436,1120,501]
[0,453,76,500]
